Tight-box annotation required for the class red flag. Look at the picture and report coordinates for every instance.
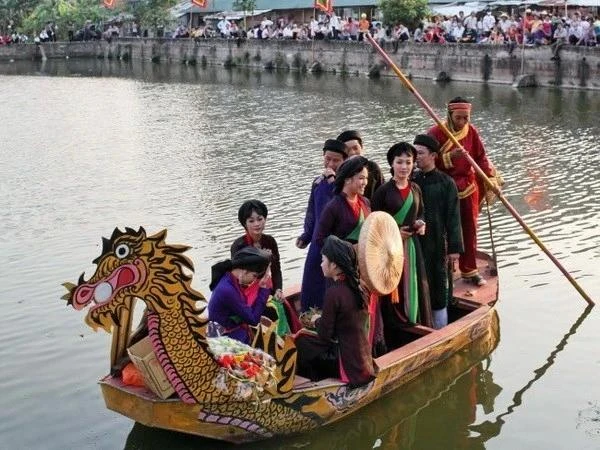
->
[191,0,207,7]
[314,0,333,14]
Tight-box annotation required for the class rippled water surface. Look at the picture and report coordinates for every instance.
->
[0,59,599,450]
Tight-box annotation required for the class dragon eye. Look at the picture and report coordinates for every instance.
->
[115,243,130,259]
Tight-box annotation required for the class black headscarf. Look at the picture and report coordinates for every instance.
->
[209,247,271,290]
[238,199,268,227]
[333,156,369,194]
[321,235,365,309]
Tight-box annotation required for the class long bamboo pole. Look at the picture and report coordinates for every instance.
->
[365,33,594,306]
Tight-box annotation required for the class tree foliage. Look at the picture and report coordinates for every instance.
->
[232,0,256,30]
[232,0,256,12]
[0,0,41,31]
[2,0,179,36]
[18,0,109,36]
[123,0,178,31]
[378,0,430,28]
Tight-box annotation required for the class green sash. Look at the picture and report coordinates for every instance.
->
[392,190,414,225]
[345,208,365,242]
[392,190,419,324]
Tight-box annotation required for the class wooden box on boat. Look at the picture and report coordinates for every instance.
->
[127,336,175,400]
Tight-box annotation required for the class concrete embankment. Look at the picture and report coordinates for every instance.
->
[1,38,598,90]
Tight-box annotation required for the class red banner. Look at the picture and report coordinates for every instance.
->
[314,0,333,14]
[191,0,207,7]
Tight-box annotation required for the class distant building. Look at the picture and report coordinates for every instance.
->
[173,0,383,28]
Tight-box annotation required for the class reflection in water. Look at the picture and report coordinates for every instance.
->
[383,361,502,450]
[469,304,593,444]
[123,313,500,450]
[523,168,550,212]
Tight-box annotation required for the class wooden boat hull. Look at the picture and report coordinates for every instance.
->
[101,254,499,443]
[124,315,500,448]
[101,308,498,443]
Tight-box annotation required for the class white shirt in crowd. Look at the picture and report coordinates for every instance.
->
[464,14,477,30]
[217,19,230,34]
[482,12,496,32]
[310,19,319,33]
[330,13,340,30]
[261,17,273,29]
[499,18,512,34]
[452,24,465,40]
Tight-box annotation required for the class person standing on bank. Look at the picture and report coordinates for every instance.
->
[413,134,464,329]
[372,142,433,344]
[427,97,497,287]
[297,139,348,311]
[336,130,384,201]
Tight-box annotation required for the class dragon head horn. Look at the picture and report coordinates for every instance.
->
[150,228,168,243]
[61,282,77,305]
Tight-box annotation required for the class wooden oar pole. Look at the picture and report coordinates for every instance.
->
[365,33,594,306]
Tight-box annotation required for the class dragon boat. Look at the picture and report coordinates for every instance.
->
[63,223,499,444]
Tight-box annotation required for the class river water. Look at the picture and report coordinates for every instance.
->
[0,59,599,450]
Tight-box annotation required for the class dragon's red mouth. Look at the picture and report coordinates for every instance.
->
[72,259,146,311]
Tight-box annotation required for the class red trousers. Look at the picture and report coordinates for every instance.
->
[459,189,480,277]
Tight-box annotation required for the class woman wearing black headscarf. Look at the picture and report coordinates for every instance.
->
[295,236,376,387]
[208,247,272,344]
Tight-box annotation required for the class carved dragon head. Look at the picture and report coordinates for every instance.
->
[63,227,205,333]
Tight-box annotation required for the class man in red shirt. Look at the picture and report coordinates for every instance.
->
[427,97,497,286]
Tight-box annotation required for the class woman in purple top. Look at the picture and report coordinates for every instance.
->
[230,199,283,299]
[305,157,371,312]
[297,139,348,311]
[315,156,371,248]
[208,247,271,344]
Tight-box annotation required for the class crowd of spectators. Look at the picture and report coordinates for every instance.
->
[179,9,600,53]
[183,12,375,42]
[404,9,599,48]
[0,21,29,45]
[3,9,598,51]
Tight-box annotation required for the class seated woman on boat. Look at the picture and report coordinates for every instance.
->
[208,247,272,344]
[372,142,433,348]
[295,235,376,387]
[231,200,283,300]
[230,199,301,334]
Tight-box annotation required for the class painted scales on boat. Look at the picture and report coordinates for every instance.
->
[63,227,498,444]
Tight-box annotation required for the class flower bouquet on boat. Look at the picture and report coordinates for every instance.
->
[207,334,277,402]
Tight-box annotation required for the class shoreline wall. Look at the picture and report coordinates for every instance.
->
[1,38,598,90]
